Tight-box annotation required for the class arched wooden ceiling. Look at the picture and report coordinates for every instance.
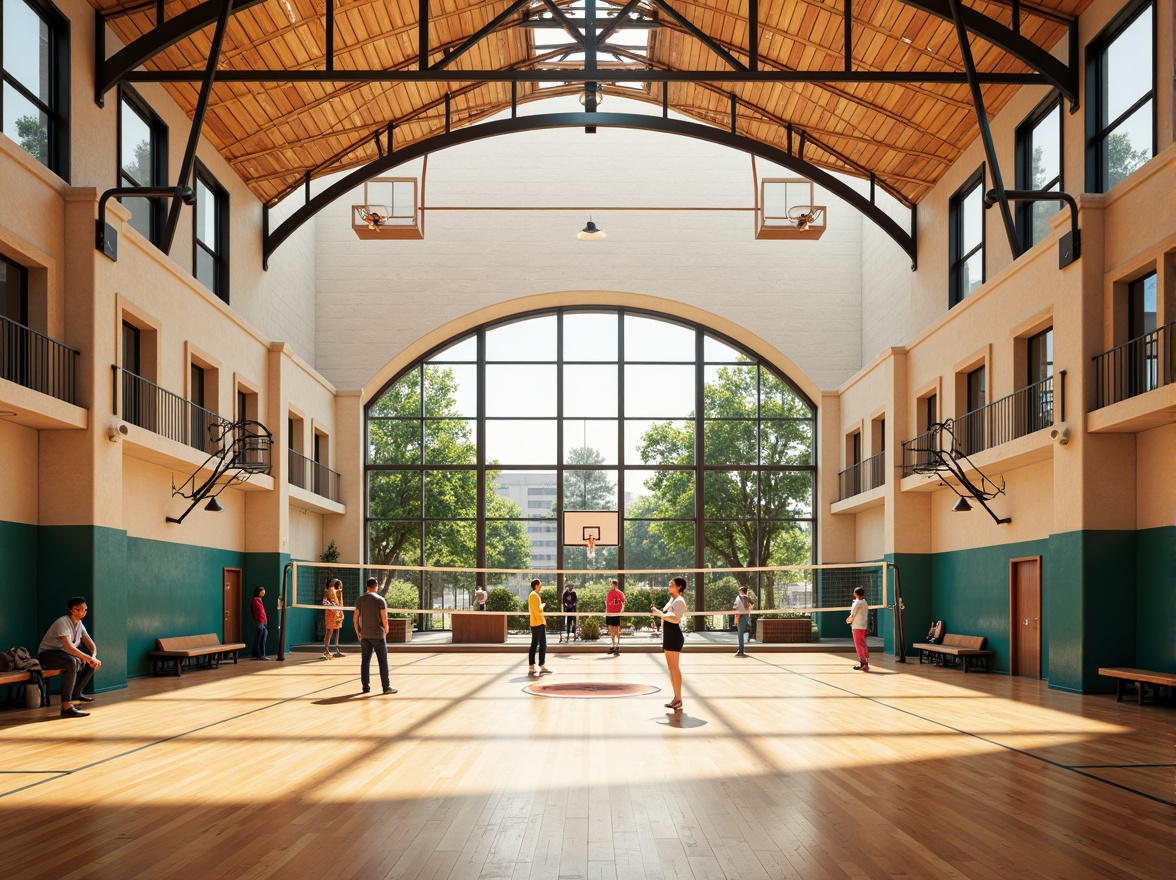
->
[90,0,1090,209]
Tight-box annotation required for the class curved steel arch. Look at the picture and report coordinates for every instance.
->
[264,111,917,268]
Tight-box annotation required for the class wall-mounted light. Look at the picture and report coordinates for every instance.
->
[577,219,606,241]
[951,497,973,512]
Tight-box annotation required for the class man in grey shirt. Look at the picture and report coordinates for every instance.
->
[353,577,395,695]
[38,596,102,717]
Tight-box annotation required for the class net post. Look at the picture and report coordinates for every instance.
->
[890,562,907,663]
[277,561,293,661]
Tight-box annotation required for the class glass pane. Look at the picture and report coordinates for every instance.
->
[424,363,477,417]
[563,419,618,464]
[623,365,695,416]
[196,247,216,292]
[563,364,617,416]
[624,520,694,574]
[703,520,752,568]
[487,470,558,519]
[485,419,556,464]
[763,521,814,568]
[425,520,476,567]
[961,184,982,251]
[3,1,50,101]
[121,101,154,185]
[423,419,476,464]
[1104,102,1153,190]
[623,315,694,361]
[485,364,556,416]
[961,252,983,297]
[624,469,694,519]
[761,371,810,419]
[368,472,421,518]
[702,470,757,520]
[760,420,815,465]
[487,517,544,570]
[2,85,47,166]
[626,418,694,465]
[563,312,618,360]
[563,469,617,511]
[703,335,744,362]
[123,195,153,241]
[369,369,421,417]
[424,470,478,519]
[761,471,815,519]
[1029,200,1059,247]
[1030,107,1061,190]
[368,521,420,566]
[703,420,758,465]
[1104,12,1153,123]
[704,364,757,417]
[485,315,556,361]
[367,419,420,464]
[195,178,216,247]
[429,334,476,362]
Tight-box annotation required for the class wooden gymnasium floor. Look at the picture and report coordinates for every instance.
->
[0,651,1171,880]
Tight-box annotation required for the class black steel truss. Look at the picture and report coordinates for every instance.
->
[263,110,917,268]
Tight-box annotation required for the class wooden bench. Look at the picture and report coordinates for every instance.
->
[1099,667,1176,705]
[149,634,247,676]
[0,663,62,707]
[912,633,995,673]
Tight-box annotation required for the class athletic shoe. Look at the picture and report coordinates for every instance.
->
[332,652,344,657]
[61,707,89,718]
[539,666,553,675]
[72,694,95,702]
[861,665,870,672]
[323,653,332,660]
[362,686,370,693]
[382,688,397,695]
[735,652,746,657]
[853,664,863,670]
[528,666,537,676]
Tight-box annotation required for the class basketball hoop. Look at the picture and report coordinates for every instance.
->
[586,535,596,561]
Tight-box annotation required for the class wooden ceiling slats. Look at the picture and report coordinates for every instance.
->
[85,0,1091,206]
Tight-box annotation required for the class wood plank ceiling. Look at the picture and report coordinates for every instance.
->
[88,0,1092,208]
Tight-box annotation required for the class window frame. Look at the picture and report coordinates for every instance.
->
[1084,0,1156,193]
[948,165,986,307]
[0,251,29,326]
[193,160,230,302]
[117,85,168,246]
[1015,94,1063,252]
[0,0,70,178]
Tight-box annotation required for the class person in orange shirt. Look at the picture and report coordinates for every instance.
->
[605,580,626,654]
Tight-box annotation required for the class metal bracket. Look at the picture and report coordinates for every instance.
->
[984,189,1081,268]
[96,185,195,262]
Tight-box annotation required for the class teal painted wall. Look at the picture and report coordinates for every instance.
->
[243,553,302,655]
[39,526,129,692]
[125,536,245,677]
[1135,526,1175,672]
[0,520,39,651]
[931,538,1051,678]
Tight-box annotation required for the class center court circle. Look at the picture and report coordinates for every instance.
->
[523,682,660,698]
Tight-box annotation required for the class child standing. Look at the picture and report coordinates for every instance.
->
[846,586,870,671]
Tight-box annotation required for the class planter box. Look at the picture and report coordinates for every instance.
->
[453,612,508,644]
[388,618,413,643]
[758,618,812,643]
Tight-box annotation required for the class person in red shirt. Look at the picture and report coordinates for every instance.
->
[605,579,626,655]
[251,586,269,660]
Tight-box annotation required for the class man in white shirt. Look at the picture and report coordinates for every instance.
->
[37,596,101,718]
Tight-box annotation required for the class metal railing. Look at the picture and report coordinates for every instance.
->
[900,427,937,477]
[1,315,79,404]
[289,447,341,502]
[113,366,227,451]
[1092,322,1174,409]
[948,375,1054,458]
[837,450,886,500]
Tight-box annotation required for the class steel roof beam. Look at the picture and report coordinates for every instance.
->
[263,111,916,268]
[897,0,1077,107]
[94,0,266,104]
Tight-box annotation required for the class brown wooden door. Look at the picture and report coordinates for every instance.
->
[1010,557,1041,679]
[223,568,242,643]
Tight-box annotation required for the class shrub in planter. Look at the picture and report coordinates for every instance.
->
[382,580,420,624]
[486,587,526,631]
[578,617,602,641]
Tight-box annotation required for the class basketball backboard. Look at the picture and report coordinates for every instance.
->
[562,510,619,547]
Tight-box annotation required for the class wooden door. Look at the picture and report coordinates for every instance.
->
[223,568,242,643]
[1010,557,1041,679]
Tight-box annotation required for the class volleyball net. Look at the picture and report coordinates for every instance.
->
[284,560,891,627]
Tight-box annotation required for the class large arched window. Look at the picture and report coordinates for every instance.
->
[365,309,816,622]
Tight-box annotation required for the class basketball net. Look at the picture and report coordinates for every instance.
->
[586,535,596,561]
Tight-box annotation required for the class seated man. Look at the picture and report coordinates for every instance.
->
[38,596,101,718]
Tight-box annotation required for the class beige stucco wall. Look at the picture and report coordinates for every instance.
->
[0,419,39,525]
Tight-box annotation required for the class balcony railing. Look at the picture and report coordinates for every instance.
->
[1,315,79,404]
[113,366,227,452]
[289,447,341,502]
[909,375,1053,462]
[1092,322,1174,409]
[838,450,886,500]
